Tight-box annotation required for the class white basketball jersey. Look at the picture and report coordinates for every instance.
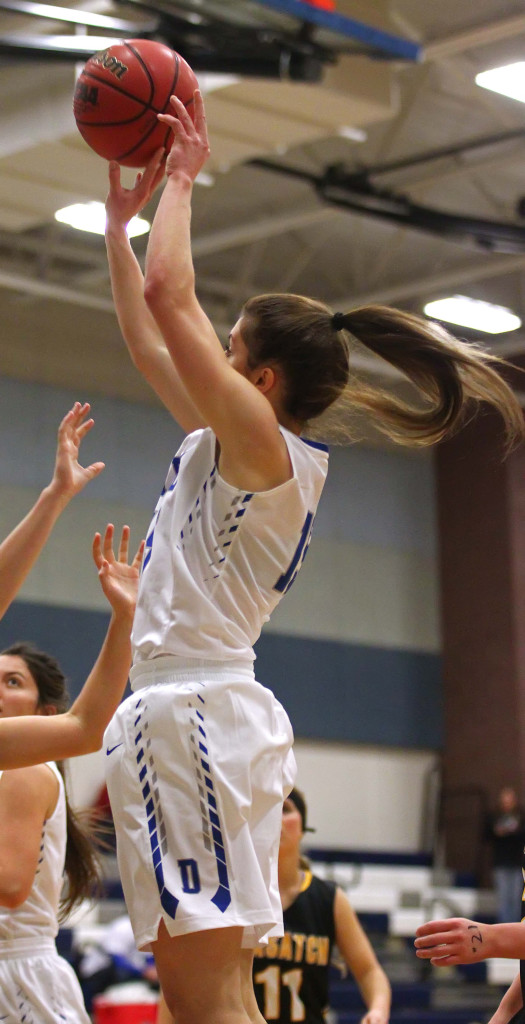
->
[131,427,328,664]
[0,762,65,941]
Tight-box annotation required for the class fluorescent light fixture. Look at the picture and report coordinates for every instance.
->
[55,201,149,238]
[476,62,525,104]
[424,295,521,334]
[337,125,367,143]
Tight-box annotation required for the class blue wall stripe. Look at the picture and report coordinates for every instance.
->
[0,601,442,750]
[254,633,443,750]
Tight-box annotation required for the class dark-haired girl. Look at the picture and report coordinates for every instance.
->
[103,91,524,1024]
[0,525,143,1023]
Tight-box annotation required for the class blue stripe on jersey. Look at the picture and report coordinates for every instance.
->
[299,437,329,452]
[273,510,314,594]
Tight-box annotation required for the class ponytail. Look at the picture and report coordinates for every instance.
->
[56,761,103,922]
[331,305,524,449]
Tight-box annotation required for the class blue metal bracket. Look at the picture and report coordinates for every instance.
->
[249,0,421,61]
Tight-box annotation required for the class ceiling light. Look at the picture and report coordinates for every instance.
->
[476,62,525,104]
[424,296,521,334]
[337,125,367,142]
[55,202,149,238]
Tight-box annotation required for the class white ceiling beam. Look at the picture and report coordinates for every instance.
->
[424,15,525,61]
[338,254,525,309]
[0,269,114,310]
[192,206,339,257]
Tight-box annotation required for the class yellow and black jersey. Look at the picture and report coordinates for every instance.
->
[508,862,525,1024]
[253,872,336,1024]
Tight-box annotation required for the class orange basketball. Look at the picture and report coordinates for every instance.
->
[73,39,197,167]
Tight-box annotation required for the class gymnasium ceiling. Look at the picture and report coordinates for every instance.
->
[2,0,525,412]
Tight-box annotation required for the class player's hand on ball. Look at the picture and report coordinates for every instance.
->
[157,89,210,181]
[106,148,166,229]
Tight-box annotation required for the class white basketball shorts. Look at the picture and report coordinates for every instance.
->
[0,939,90,1023]
[104,657,296,951]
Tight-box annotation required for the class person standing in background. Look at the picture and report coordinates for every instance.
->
[486,787,525,924]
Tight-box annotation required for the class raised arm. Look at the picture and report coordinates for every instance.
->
[105,153,204,433]
[0,525,143,769]
[143,91,291,492]
[0,403,104,620]
[334,888,391,1024]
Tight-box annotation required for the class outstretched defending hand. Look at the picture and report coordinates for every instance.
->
[414,917,487,966]
[106,147,166,229]
[51,402,105,501]
[93,524,145,620]
[157,89,210,181]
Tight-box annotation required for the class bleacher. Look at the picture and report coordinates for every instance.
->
[307,849,518,1022]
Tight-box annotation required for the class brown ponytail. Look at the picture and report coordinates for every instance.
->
[2,643,102,919]
[56,761,103,921]
[241,294,524,449]
[340,305,524,449]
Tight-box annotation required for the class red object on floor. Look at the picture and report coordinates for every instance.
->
[93,999,158,1023]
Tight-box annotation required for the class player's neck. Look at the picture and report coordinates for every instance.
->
[278,849,303,906]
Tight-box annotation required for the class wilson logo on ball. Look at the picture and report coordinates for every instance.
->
[91,48,128,81]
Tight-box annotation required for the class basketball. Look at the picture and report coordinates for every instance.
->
[73,39,198,167]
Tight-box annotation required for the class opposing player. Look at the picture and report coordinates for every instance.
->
[103,88,524,1024]
[252,788,391,1024]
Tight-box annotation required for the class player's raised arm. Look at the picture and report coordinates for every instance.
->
[143,91,292,493]
[0,403,104,621]
[0,525,143,769]
[105,150,204,434]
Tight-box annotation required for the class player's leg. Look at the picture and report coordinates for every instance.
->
[240,948,267,1024]
[151,919,251,1024]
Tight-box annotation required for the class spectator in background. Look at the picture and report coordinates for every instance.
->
[486,786,525,924]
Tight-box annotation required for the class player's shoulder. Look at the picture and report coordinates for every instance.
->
[303,871,337,905]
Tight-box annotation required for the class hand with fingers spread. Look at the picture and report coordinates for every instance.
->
[50,401,105,505]
[93,524,145,622]
[106,147,166,230]
[0,403,104,621]
[157,89,210,181]
[414,917,489,966]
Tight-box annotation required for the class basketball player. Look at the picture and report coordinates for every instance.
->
[252,788,391,1024]
[156,789,391,1024]
[0,526,142,1024]
[102,88,524,1024]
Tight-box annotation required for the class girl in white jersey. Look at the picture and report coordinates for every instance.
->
[103,90,524,1024]
[0,524,143,1024]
